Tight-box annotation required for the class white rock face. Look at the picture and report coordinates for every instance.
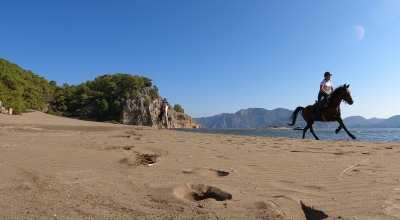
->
[120,87,201,129]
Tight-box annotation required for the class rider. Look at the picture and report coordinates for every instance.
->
[315,71,334,120]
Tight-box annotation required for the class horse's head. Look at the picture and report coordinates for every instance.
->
[341,84,354,105]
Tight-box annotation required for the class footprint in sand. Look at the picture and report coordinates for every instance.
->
[174,183,232,201]
[254,198,328,220]
[104,145,134,151]
[182,167,229,177]
[119,153,160,166]
[300,201,329,219]
[384,198,400,218]
[384,188,400,218]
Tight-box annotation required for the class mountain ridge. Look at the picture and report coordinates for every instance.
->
[194,108,399,128]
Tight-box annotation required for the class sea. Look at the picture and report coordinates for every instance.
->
[173,128,400,143]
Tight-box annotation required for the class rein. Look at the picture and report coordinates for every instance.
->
[329,88,349,108]
[340,89,352,105]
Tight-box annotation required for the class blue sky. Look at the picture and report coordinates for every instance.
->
[1,0,399,119]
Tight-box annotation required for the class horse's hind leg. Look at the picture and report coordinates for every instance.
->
[302,125,310,139]
[303,124,319,139]
[335,125,342,134]
[309,125,320,140]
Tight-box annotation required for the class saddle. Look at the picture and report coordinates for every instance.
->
[312,98,340,119]
[312,98,329,111]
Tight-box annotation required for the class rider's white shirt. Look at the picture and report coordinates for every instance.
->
[320,80,333,94]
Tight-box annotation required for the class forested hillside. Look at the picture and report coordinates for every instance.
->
[0,58,56,114]
[0,58,158,121]
[51,74,158,121]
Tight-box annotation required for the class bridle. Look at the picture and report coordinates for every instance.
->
[340,88,352,105]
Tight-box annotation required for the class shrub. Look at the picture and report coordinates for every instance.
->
[149,86,159,100]
[144,96,151,107]
[173,104,184,113]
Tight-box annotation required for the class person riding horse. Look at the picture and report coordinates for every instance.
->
[316,72,334,120]
[288,83,355,140]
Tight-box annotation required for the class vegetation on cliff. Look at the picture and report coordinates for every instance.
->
[0,58,188,123]
[173,104,184,113]
[51,73,158,121]
[0,58,56,114]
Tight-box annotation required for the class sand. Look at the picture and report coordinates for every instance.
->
[1,111,400,220]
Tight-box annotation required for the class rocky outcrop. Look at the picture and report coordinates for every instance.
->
[120,87,161,126]
[120,87,201,129]
[167,110,202,129]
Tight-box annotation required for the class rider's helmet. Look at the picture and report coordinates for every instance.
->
[324,71,332,77]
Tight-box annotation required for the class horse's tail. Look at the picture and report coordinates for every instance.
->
[287,106,304,126]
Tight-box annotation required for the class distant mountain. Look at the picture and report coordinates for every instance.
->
[195,108,303,128]
[382,115,400,128]
[194,108,400,128]
[194,113,230,128]
[343,115,400,128]
[367,115,400,128]
[343,116,385,128]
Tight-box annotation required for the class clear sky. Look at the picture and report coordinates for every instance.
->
[1,0,399,119]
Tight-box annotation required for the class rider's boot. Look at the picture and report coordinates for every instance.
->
[334,109,341,117]
[315,106,322,120]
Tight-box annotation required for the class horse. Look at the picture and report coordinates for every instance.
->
[288,84,356,140]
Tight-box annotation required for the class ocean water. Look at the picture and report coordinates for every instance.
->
[173,128,400,142]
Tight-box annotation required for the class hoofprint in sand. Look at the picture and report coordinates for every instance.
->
[1,112,400,219]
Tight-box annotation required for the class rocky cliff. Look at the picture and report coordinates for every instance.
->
[120,87,201,129]
[167,110,201,129]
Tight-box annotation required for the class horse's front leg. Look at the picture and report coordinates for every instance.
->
[336,119,356,139]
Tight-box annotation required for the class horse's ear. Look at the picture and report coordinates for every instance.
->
[347,84,350,88]
[343,83,347,87]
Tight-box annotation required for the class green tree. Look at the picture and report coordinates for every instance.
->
[174,104,184,113]
[0,59,159,120]
[0,58,56,114]
[149,86,159,100]
[51,73,155,120]
[144,96,151,107]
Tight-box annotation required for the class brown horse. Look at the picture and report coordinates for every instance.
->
[288,84,356,140]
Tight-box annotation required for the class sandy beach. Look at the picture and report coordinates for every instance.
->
[1,112,400,219]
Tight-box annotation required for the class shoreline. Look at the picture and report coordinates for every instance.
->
[173,127,400,143]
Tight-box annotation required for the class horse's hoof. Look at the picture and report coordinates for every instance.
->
[335,129,340,134]
[352,136,356,139]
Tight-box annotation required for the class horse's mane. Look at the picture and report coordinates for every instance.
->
[330,85,345,98]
